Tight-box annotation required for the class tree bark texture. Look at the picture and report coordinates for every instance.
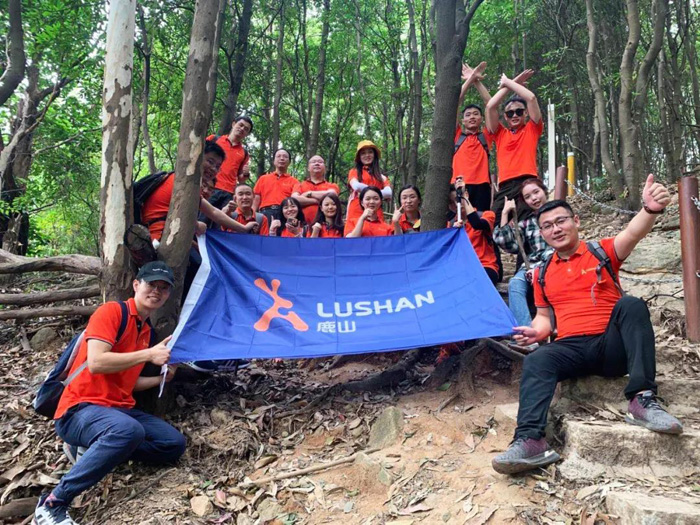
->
[137,5,157,175]
[0,0,26,108]
[218,0,254,135]
[100,0,136,301]
[422,0,484,231]
[0,249,101,275]
[155,0,226,336]
[406,0,423,187]
[271,4,285,154]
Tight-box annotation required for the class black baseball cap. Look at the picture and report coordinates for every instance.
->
[136,261,175,285]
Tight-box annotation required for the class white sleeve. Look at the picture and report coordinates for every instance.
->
[381,185,393,198]
[350,179,368,191]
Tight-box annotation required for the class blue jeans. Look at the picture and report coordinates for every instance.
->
[508,267,532,327]
[53,404,186,503]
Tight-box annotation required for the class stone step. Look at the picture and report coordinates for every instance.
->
[559,420,700,480]
[561,376,700,417]
[606,491,700,525]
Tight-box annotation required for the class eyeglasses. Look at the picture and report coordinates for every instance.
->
[143,281,172,293]
[505,108,525,118]
[539,215,573,233]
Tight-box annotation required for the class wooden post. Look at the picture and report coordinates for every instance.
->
[679,175,700,342]
[554,165,568,201]
[567,152,575,196]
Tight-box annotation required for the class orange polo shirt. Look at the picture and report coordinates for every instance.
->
[293,179,341,224]
[55,298,151,419]
[534,237,623,339]
[344,216,394,237]
[398,213,420,234]
[306,223,343,238]
[461,211,498,272]
[141,173,174,241]
[346,167,391,221]
[223,207,270,235]
[452,127,492,184]
[208,134,248,194]
[254,172,298,209]
[489,119,543,183]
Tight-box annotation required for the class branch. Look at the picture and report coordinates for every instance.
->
[32,127,101,156]
[0,249,101,275]
[0,0,26,107]
[0,285,100,306]
[0,305,97,320]
[633,0,666,113]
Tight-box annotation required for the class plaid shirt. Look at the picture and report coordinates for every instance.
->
[493,216,553,269]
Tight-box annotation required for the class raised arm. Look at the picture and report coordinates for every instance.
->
[485,69,535,132]
[499,73,541,123]
[199,198,254,233]
[457,62,489,123]
[614,174,670,261]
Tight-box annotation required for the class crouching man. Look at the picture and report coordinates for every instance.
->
[492,175,683,475]
[34,262,185,525]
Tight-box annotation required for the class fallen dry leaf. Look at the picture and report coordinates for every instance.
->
[398,503,433,515]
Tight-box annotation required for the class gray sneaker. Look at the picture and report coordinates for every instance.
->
[492,437,560,474]
[625,391,683,434]
[32,494,78,525]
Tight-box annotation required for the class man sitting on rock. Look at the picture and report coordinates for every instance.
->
[492,175,683,475]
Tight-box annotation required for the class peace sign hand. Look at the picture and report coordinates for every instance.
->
[392,204,404,225]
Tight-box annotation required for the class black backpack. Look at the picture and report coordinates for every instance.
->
[537,241,624,307]
[229,210,265,232]
[33,302,130,419]
[454,131,489,160]
[132,171,171,226]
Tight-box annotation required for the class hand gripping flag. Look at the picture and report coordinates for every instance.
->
[169,228,516,362]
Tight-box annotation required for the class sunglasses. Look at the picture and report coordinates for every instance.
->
[505,108,525,118]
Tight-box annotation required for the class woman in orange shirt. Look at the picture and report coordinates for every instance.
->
[309,194,344,238]
[346,140,392,221]
[270,197,307,238]
[393,184,422,234]
[345,186,394,237]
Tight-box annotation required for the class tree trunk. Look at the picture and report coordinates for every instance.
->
[406,0,423,187]
[100,0,136,301]
[271,4,285,153]
[137,5,157,175]
[0,0,26,107]
[0,249,101,275]
[154,0,226,336]
[218,0,253,135]
[422,0,484,231]
[584,0,623,197]
[683,0,700,149]
[354,1,371,136]
[306,0,330,159]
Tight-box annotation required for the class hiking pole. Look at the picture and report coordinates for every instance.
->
[456,187,463,223]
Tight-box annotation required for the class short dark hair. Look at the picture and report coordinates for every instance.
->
[536,199,574,222]
[233,115,253,132]
[204,140,225,160]
[274,148,291,159]
[399,184,422,203]
[504,96,527,110]
[462,104,482,116]
[234,183,253,193]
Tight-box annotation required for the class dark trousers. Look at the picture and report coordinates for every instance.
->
[466,182,492,212]
[492,175,536,223]
[259,206,281,225]
[515,296,657,440]
[53,404,186,503]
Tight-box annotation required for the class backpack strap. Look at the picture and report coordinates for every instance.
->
[454,132,468,154]
[476,132,490,158]
[254,212,264,227]
[537,252,555,307]
[63,301,130,387]
[586,241,625,301]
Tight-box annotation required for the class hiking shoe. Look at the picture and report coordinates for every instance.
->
[62,443,86,466]
[492,437,561,474]
[625,391,683,434]
[33,494,78,525]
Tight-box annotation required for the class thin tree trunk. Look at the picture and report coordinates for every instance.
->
[271,4,285,153]
[0,0,26,107]
[154,0,226,335]
[683,0,700,149]
[422,0,484,231]
[100,0,136,301]
[406,0,423,187]
[354,0,371,136]
[218,0,253,135]
[306,0,330,158]
[137,5,157,174]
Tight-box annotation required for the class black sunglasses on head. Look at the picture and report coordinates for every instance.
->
[505,108,525,118]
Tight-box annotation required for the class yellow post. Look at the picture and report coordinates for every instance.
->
[567,152,575,196]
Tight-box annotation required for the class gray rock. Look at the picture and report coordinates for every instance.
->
[559,420,700,480]
[354,452,393,486]
[623,233,681,274]
[30,327,59,350]
[606,491,700,525]
[368,407,404,449]
[256,499,284,522]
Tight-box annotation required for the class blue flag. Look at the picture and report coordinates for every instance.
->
[169,228,515,362]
